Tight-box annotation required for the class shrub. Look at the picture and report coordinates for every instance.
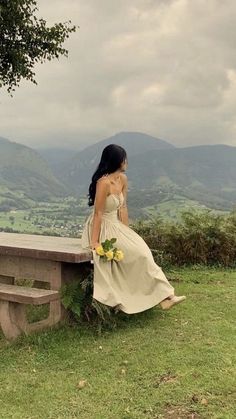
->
[132,209,236,267]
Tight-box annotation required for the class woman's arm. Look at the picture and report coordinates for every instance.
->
[90,178,109,249]
[118,173,129,226]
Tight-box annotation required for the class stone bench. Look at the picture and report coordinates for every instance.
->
[0,232,92,341]
[0,283,60,340]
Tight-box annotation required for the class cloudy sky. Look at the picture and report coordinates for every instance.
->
[1,0,236,149]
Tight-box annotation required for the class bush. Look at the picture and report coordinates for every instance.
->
[132,209,236,267]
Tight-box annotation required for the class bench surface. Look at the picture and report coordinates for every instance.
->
[0,232,92,263]
[0,283,60,305]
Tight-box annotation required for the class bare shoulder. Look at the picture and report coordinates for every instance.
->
[120,172,128,187]
[97,175,110,184]
[96,176,110,191]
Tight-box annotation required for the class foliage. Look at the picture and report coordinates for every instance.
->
[132,209,236,267]
[60,265,118,333]
[101,238,117,252]
[0,0,77,92]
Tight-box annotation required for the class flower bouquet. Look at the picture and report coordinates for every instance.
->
[95,238,124,262]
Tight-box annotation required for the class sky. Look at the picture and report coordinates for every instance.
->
[0,0,236,149]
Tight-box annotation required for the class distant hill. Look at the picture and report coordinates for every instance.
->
[0,137,11,145]
[1,133,235,215]
[129,144,236,190]
[56,133,236,211]
[128,144,236,211]
[36,147,77,175]
[0,136,67,202]
[56,131,175,192]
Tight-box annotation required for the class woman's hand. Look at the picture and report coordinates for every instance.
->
[90,241,100,250]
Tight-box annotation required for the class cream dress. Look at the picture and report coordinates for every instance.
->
[81,192,174,314]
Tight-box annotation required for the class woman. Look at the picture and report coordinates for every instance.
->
[81,144,186,314]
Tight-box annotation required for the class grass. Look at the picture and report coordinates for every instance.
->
[0,267,235,419]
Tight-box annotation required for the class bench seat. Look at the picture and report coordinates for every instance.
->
[0,283,59,305]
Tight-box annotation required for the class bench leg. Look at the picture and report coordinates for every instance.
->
[0,300,62,339]
[0,259,66,339]
[26,300,63,334]
[26,261,67,333]
[0,301,27,340]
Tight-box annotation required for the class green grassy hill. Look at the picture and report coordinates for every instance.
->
[128,144,236,211]
[0,137,68,207]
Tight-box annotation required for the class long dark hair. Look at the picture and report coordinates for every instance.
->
[88,144,127,206]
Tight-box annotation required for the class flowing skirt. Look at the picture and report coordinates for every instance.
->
[81,211,174,314]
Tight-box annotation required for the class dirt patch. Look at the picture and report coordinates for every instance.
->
[154,372,178,387]
[159,405,202,418]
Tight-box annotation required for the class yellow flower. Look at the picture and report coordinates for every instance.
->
[95,245,105,256]
[114,250,124,261]
[105,250,114,261]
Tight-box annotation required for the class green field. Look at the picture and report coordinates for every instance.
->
[1,185,231,235]
[143,195,229,222]
[0,267,235,418]
[0,197,87,237]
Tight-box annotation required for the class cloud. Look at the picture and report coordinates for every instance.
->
[0,0,236,148]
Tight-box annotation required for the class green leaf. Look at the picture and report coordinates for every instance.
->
[0,0,77,93]
[70,303,81,317]
[61,294,73,309]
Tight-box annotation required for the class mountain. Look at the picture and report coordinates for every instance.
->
[0,137,11,145]
[56,133,236,212]
[36,147,77,175]
[128,144,236,211]
[1,132,235,216]
[0,136,67,202]
[56,131,175,192]
[129,144,236,189]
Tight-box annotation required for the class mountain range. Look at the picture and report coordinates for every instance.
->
[0,132,236,215]
[41,132,236,212]
[52,132,175,192]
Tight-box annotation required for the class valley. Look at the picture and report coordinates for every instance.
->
[0,195,89,237]
[0,189,229,238]
[0,132,235,236]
